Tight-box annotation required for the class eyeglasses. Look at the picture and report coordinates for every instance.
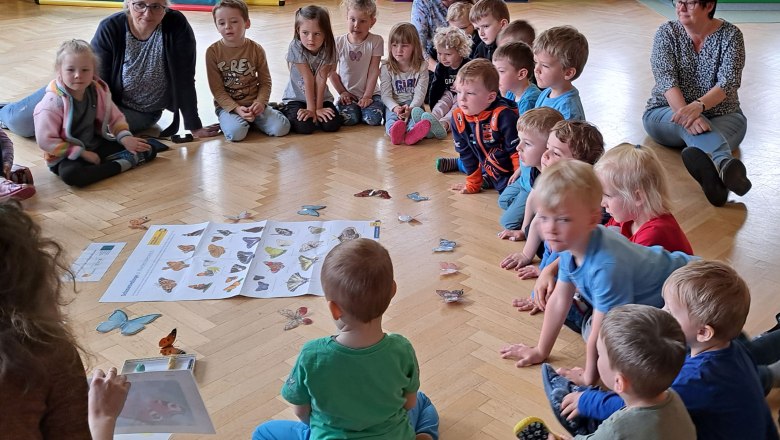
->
[131,2,166,13]
[674,0,699,9]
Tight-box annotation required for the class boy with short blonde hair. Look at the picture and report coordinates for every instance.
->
[560,260,780,440]
[492,42,540,114]
[446,2,481,59]
[439,59,519,194]
[469,0,509,61]
[496,19,535,47]
[532,25,588,120]
[499,160,694,387]
[252,238,440,440]
[206,0,290,141]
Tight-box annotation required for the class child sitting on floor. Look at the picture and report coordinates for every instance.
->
[533,26,588,121]
[252,238,439,440]
[514,304,695,440]
[499,160,695,388]
[329,0,385,127]
[446,1,481,59]
[493,41,541,114]
[469,0,509,61]
[556,261,780,440]
[496,19,535,47]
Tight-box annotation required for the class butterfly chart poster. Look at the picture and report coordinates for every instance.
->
[100,220,380,302]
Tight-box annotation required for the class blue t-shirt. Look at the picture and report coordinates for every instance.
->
[506,83,542,115]
[557,226,694,313]
[578,340,779,440]
[534,86,585,120]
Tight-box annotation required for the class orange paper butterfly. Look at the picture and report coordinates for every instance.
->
[159,328,186,355]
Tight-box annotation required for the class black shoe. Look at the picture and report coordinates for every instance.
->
[763,313,780,335]
[145,138,170,153]
[720,158,751,196]
[681,147,728,207]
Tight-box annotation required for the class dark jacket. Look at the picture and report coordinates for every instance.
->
[428,57,471,108]
[91,10,203,136]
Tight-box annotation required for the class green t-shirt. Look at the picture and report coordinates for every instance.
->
[282,333,420,439]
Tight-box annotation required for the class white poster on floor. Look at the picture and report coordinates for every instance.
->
[100,220,380,302]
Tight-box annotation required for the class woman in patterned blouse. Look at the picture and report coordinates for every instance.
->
[643,0,750,207]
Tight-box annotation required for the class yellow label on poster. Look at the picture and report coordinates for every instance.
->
[148,228,168,245]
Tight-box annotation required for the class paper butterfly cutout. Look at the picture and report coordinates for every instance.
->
[177,245,195,253]
[243,226,264,233]
[129,216,150,230]
[211,236,224,242]
[436,289,465,303]
[299,255,318,271]
[197,266,219,276]
[96,309,161,336]
[299,240,323,252]
[189,282,212,292]
[406,192,430,202]
[208,244,225,257]
[163,261,189,271]
[224,278,243,292]
[217,229,234,236]
[254,275,269,292]
[433,239,457,252]
[243,237,261,248]
[279,307,313,330]
[274,228,293,236]
[338,227,360,243]
[348,49,363,62]
[183,228,204,237]
[158,277,177,293]
[136,399,185,423]
[225,211,253,223]
[308,226,325,234]
[230,264,246,273]
[266,247,287,258]
[287,272,310,292]
[225,276,238,283]
[439,262,459,275]
[354,189,391,199]
[398,213,421,224]
[264,261,285,273]
[298,205,326,217]
[237,251,254,264]
[276,239,293,247]
[159,328,186,355]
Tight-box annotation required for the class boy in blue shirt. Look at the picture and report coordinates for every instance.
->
[556,260,780,440]
[499,160,694,386]
[533,25,588,121]
[252,239,439,440]
[493,42,541,115]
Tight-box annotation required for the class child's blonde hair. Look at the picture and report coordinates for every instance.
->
[294,6,337,60]
[433,26,473,59]
[533,25,589,80]
[550,120,604,165]
[534,159,602,213]
[492,41,534,75]
[601,304,687,399]
[321,238,394,323]
[456,58,499,94]
[497,20,536,46]
[594,143,671,220]
[516,107,563,139]
[469,0,510,23]
[54,39,98,71]
[663,260,750,342]
[446,1,473,22]
[213,0,249,22]
[341,0,376,17]
[386,22,425,75]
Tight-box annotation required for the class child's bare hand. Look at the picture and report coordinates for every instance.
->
[508,169,522,185]
[499,343,545,367]
[236,106,254,121]
[357,96,373,108]
[248,102,265,116]
[560,391,583,420]
[451,183,478,194]
[516,264,540,279]
[297,108,316,121]
[88,367,130,429]
[512,297,542,314]
[498,229,526,241]
[338,92,357,105]
[81,151,101,165]
[316,107,335,122]
[500,252,532,270]
[532,270,557,309]
[120,136,151,153]
[557,366,587,386]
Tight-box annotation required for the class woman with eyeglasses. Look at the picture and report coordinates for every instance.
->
[643,0,750,207]
[0,0,219,140]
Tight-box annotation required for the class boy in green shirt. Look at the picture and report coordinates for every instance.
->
[252,238,439,440]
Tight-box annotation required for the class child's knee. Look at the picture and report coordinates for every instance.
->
[222,123,249,142]
[340,104,361,126]
[362,107,383,126]
[264,111,291,137]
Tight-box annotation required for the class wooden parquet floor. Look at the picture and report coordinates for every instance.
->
[2,0,780,438]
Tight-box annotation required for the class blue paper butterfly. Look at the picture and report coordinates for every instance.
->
[96,309,162,336]
[297,205,326,217]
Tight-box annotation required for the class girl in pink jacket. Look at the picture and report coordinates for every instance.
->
[33,39,158,187]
